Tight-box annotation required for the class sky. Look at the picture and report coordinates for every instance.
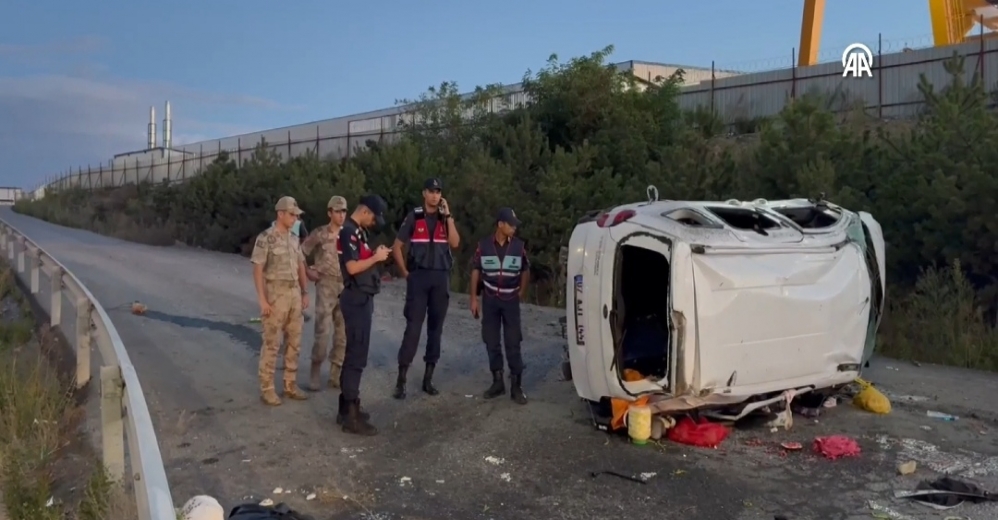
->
[0,0,931,190]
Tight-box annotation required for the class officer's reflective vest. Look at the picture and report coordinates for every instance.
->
[478,236,525,297]
[338,224,381,295]
[407,207,453,271]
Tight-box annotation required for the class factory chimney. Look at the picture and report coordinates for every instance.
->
[162,101,173,150]
[147,106,157,149]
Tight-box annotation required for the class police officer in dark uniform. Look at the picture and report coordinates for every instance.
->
[336,194,391,436]
[469,207,529,405]
[390,178,461,400]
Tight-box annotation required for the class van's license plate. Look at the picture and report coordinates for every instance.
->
[573,275,585,345]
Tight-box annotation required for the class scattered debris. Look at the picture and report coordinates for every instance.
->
[131,301,147,315]
[822,397,838,408]
[895,476,998,510]
[258,498,274,507]
[500,473,511,482]
[639,472,657,481]
[898,461,917,475]
[272,487,283,494]
[399,476,412,487]
[884,392,930,403]
[867,500,913,519]
[926,410,958,421]
[813,435,861,460]
[305,493,316,501]
[780,441,803,451]
[248,317,261,323]
[484,456,505,465]
[590,470,647,485]
[435,480,445,484]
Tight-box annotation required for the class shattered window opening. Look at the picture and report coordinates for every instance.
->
[771,206,841,229]
[663,208,716,227]
[703,206,781,231]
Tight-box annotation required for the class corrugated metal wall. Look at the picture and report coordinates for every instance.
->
[678,39,998,123]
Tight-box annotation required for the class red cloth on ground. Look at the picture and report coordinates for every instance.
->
[813,435,861,459]
[666,417,730,448]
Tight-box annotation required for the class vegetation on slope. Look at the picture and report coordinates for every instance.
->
[14,46,998,370]
[0,264,131,520]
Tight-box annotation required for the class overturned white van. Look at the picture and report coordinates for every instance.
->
[563,188,886,421]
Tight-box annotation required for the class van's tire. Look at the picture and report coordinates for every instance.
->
[561,360,573,381]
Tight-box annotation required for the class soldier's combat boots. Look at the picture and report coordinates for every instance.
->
[283,381,309,401]
[308,361,322,392]
[392,365,409,400]
[510,374,528,405]
[328,363,342,389]
[260,386,281,406]
[342,398,378,436]
[421,363,439,396]
[483,370,505,399]
[336,394,370,425]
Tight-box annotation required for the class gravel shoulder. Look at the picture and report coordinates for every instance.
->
[3,206,998,520]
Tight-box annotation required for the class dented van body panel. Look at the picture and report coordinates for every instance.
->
[564,197,886,414]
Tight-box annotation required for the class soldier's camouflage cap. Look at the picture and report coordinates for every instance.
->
[275,196,304,215]
[327,196,348,211]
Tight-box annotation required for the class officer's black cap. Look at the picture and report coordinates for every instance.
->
[359,194,387,227]
[423,178,443,191]
[497,207,522,227]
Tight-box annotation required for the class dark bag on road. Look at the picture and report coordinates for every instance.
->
[228,503,316,520]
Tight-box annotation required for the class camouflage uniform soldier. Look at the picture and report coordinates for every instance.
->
[301,195,349,391]
[251,196,311,406]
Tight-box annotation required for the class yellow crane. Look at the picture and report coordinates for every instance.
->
[797,0,998,67]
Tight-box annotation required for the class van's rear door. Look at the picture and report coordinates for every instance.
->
[689,242,871,391]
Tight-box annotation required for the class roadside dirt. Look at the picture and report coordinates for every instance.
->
[4,207,998,520]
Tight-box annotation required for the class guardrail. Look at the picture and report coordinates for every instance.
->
[0,219,176,520]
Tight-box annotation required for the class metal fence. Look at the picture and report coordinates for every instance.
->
[0,219,176,520]
[39,123,403,195]
[28,32,998,199]
[680,34,998,124]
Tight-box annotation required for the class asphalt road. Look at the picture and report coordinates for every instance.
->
[3,206,998,520]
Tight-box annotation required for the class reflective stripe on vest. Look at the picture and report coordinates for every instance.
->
[410,207,448,244]
[480,237,524,295]
[408,207,452,270]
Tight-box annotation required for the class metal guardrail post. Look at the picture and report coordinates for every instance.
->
[76,298,92,388]
[30,255,40,294]
[49,266,62,327]
[15,238,24,272]
[100,365,126,481]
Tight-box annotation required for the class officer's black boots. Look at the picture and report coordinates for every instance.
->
[510,374,528,405]
[342,398,378,436]
[422,363,440,396]
[392,365,408,400]
[483,370,505,399]
[336,394,370,425]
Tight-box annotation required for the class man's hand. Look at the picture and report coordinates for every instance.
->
[301,294,310,310]
[439,198,451,217]
[259,299,272,318]
[306,268,320,282]
[398,268,410,279]
[374,245,391,262]
[470,296,480,319]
